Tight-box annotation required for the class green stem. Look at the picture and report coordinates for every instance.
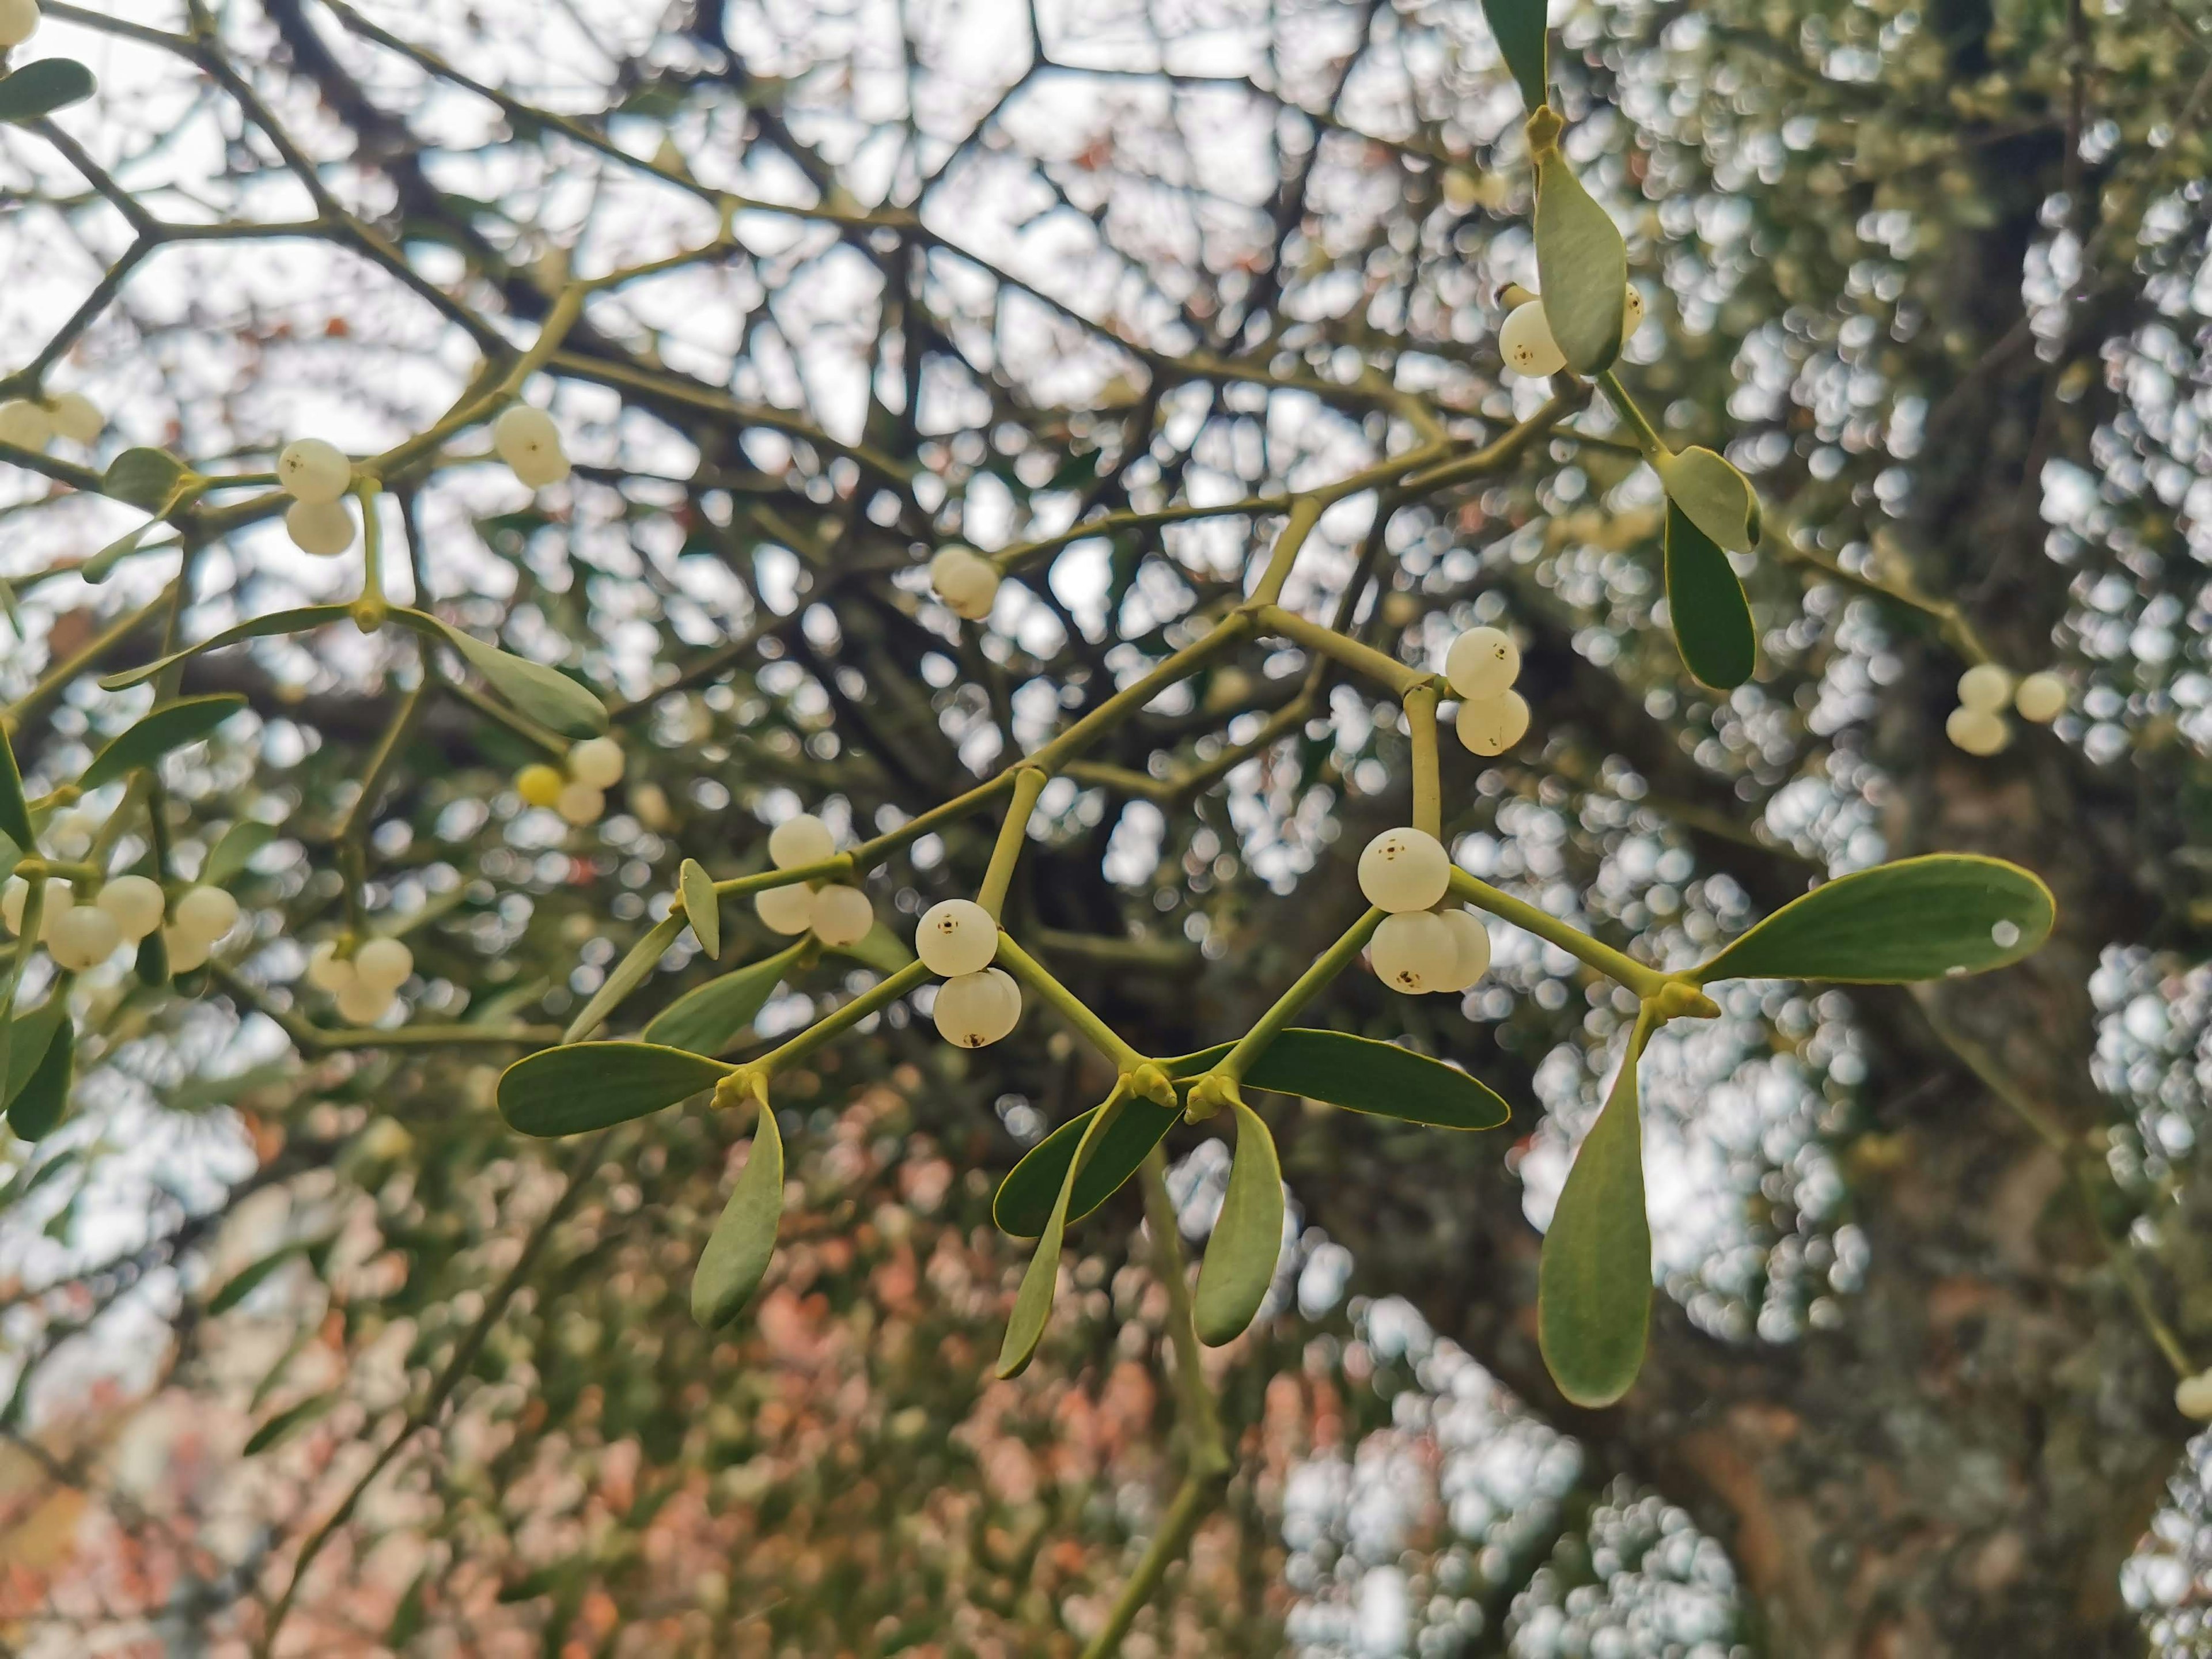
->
[976,768,1048,917]
[710,854,855,899]
[1405,685,1441,839]
[1254,604,1434,697]
[1025,615,1255,775]
[1140,1148,1229,1475]
[743,960,930,1080]
[1216,908,1385,1084]
[991,933,1147,1072]
[1448,869,1665,996]
[351,481,388,631]
[1594,370,1669,464]
[1075,1473,1226,1659]
[1249,497,1323,608]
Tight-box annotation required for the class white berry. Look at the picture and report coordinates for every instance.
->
[768,814,836,870]
[46,392,101,445]
[174,884,240,945]
[163,926,211,973]
[755,882,816,935]
[1946,705,2010,756]
[96,876,165,942]
[567,735,625,790]
[930,546,1000,622]
[494,406,571,488]
[2178,1369,2212,1422]
[285,499,357,557]
[1438,909,1491,992]
[2014,671,2067,724]
[1456,690,1531,757]
[26,879,74,944]
[50,904,122,972]
[1357,828,1452,914]
[1956,664,2014,713]
[915,898,999,977]
[1445,626,1520,699]
[0,398,53,452]
[277,438,352,505]
[336,977,398,1025]
[555,781,605,826]
[354,937,414,990]
[934,967,1020,1048]
[1370,911,1459,994]
[0,0,40,49]
[306,941,356,993]
[809,884,874,947]
[1499,301,1566,379]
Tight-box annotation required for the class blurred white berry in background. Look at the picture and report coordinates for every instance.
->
[929,545,1000,622]
[494,405,571,488]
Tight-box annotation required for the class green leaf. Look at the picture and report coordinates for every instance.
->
[497,1040,729,1137]
[563,912,685,1043]
[998,1099,1122,1378]
[993,1094,1181,1239]
[82,519,171,585]
[1655,446,1760,555]
[209,1244,305,1315]
[1171,1028,1512,1131]
[680,859,719,960]
[1533,150,1626,376]
[0,723,32,853]
[691,1097,785,1328]
[5,999,68,1108]
[79,694,246,792]
[1664,502,1756,690]
[135,929,168,986]
[642,942,805,1056]
[203,819,278,888]
[99,606,353,691]
[1480,0,1548,108]
[395,609,608,739]
[828,920,915,975]
[1193,1097,1285,1347]
[1539,1033,1652,1407]
[6,1017,74,1142]
[101,447,191,512]
[0,58,97,124]
[1695,853,2054,986]
[244,1392,338,1456]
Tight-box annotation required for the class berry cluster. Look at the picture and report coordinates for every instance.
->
[1444,624,1531,756]
[1499,288,1644,380]
[914,898,1022,1048]
[0,390,102,452]
[305,936,414,1025]
[1355,828,1492,995]
[2,876,235,972]
[1945,664,2067,756]
[516,735,627,827]
[752,814,876,948]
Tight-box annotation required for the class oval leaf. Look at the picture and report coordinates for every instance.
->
[399,609,608,739]
[244,1392,338,1457]
[1193,1097,1285,1347]
[1664,501,1756,690]
[80,694,246,792]
[209,1244,305,1315]
[998,1097,1122,1377]
[643,941,806,1057]
[680,859,720,960]
[691,1099,785,1328]
[563,912,685,1043]
[6,1016,74,1142]
[1538,1039,1650,1408]
[1166,1028,1512,1131]
[99,606,353,692]
[5,998,68,1108]
[1656,446,1759,555]
[1480,0,1547,109]
[1533,149,1625,376]
[203,819,278,888]
[0,58,97,124]
[0,725,31,853]
[1696,854,2054,986]
[497,1040,729,1137]
[83,519,170,584]
[101,447,191,512]
[993,1094,1180,1239]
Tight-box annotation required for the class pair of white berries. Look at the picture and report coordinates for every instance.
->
[1444,624,1531,757]
[929,545,1001,622]
[306,937,413,1024]
[1355,827,1492,994]
[0,0,41,48]
[0,392,101,453]
[753,813,874,947]
[277,437,360,557]
[914,897,1022,1048]
[517,736,626,827]
[1946,664,2067,757]
[2,876,236,972]
[1499,289,1645,380]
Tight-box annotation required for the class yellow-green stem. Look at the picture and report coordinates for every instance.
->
[1448,868,1665,996]
[991,932,1148,1072]
[1215,907,1385,1085]
[976,768,1048,918]
[1405,685,1441,839]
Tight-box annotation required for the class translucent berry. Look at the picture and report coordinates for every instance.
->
[915,897,999,977]
[2177,1369,2212,1422]
[1438,909,1492,992]
[50,904,122,972]
[1956,664,2013,713]
[516,763,565,809]
[555,781,605,827]
[494,405,570,488]
[1357,827,1452,914]
[1946,706,2009,756]
[306,941,356,993]
[174,884,240,945]
[929,546,1000,622]
[755,881,816,935]
[567,735,625,790]
[1499,301,1566,379]
[96,875,165,942]
[1623,284,1646,337]
[0,398,53,451]
[1445,626,1520,699]
[1457,690,1531,757]
[631,781,674,831]
[336,977,398,1025]
[46,392,101,445]
[2014,671,2067,724]
[934,967,1021,1048]
[1370,911,1459,994]
[768,813,836,870]
[285,498,356,557]
[277,438,352,505]
[354,937,414,990]
[809,884,874,947]
[0,0,40,49]
[25,879,74,944]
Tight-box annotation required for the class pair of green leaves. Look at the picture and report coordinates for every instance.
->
[1537,853,2055,1407]
[0,59,96,126]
